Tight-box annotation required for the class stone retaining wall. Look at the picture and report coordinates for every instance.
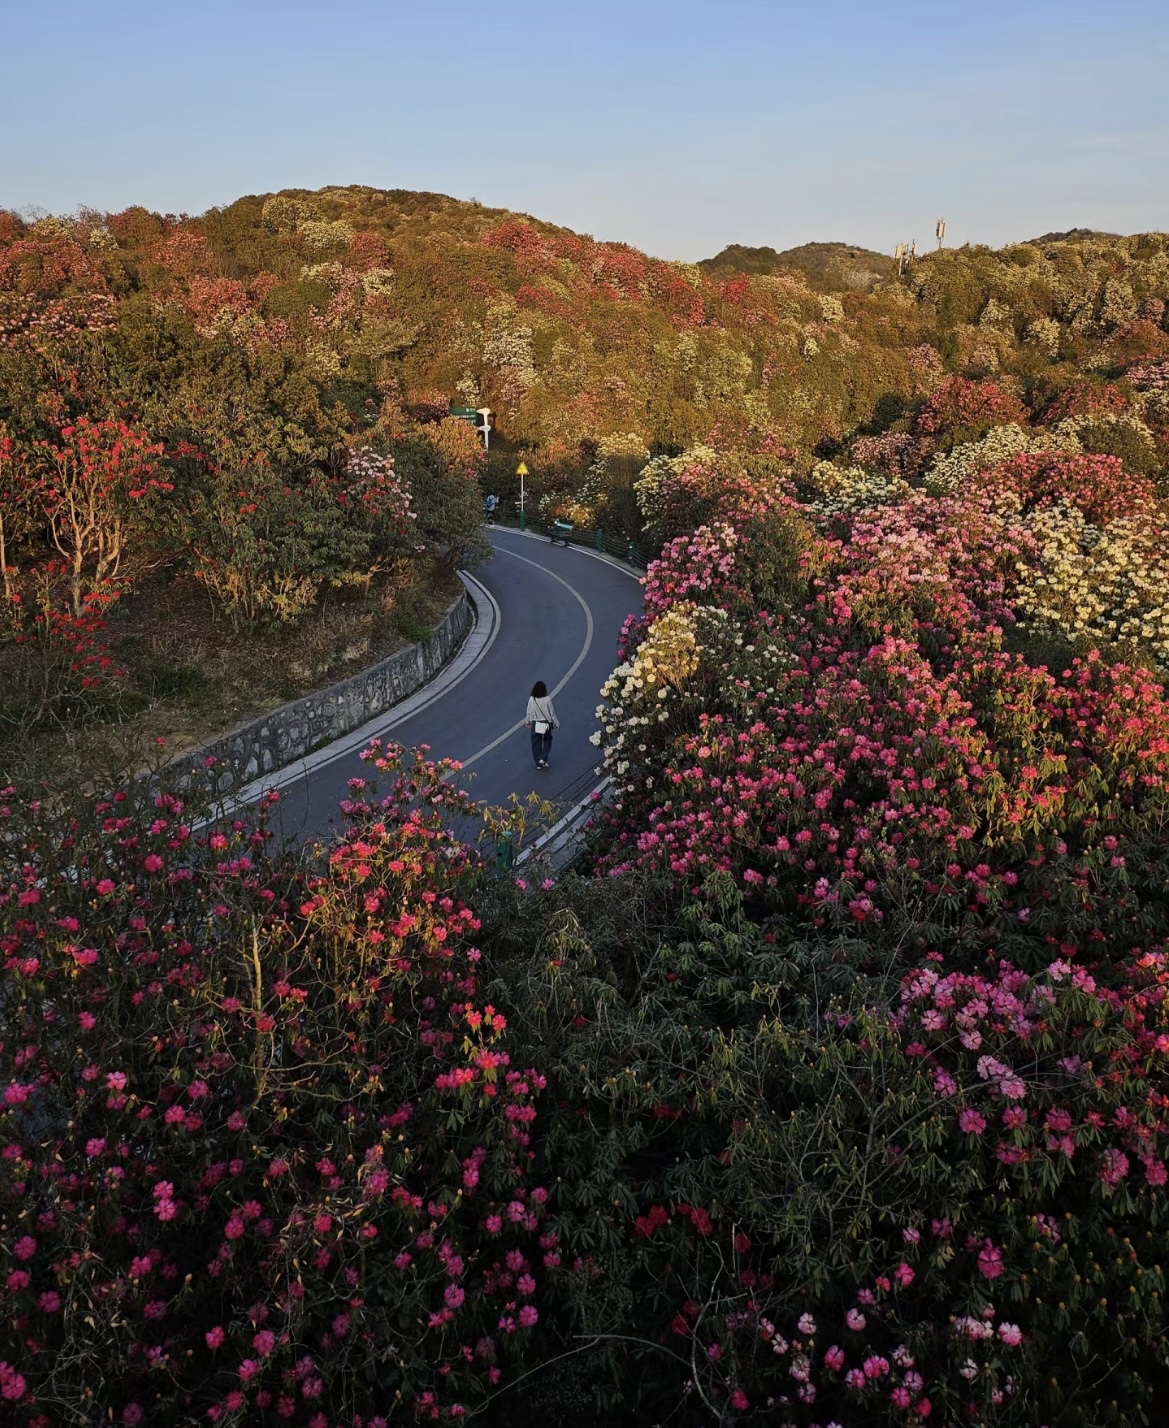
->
[161,588,473,797]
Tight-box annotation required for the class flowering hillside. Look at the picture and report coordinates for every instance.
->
[554,429,1169,1423]
[5,192,1169,1424]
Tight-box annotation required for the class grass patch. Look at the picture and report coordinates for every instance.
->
[0,565,462,790]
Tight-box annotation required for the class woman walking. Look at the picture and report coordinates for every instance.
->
[526,680,560,770]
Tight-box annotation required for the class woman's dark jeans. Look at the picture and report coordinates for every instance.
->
[531,729,553,766]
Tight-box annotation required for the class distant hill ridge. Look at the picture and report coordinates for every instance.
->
[699,241,896,292]
[4,183,1169,464]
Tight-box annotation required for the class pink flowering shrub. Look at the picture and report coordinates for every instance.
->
[557,426,1169,1422]
[635,447,796,546]
[0,745,553,1425]
[850,431,914,478]
[496,858,1169,1424]
[1038,379,1132,425]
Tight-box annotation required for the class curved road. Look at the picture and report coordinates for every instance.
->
[250,528,643,843]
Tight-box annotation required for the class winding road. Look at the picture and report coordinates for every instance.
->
[239,528,643,844]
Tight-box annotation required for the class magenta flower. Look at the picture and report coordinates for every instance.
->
[205,1326,226,1349]
[12,1236,36,1261]
[977,1240,1004,1280]
[1100,1148,1130,1185]
[958,1108,986,1135]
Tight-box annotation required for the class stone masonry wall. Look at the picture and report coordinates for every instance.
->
[161,588,473,798]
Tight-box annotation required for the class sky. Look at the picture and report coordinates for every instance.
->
[2,0,1167,261]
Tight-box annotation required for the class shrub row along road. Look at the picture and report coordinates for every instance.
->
[251,527,643,844]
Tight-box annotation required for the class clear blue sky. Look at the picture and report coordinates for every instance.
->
[3,0,1167,260]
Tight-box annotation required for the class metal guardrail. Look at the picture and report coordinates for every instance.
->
[488,513,648,571]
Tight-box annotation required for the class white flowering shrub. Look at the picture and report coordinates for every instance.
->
[634,445,720,531]
[803,460,911,514]
[1024,316,1061,356]
[594,601,793,797]
[1014,502,1169,663]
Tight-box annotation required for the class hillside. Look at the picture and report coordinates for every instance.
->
[7,185,1169,1426]
[4,185,1169,471]
[699,238,895,291]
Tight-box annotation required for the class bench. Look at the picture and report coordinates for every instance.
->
[549,519,574,546]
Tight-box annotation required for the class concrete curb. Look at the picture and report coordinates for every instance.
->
[517,776,611,870]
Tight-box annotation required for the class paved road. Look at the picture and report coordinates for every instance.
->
[252,528,643,844]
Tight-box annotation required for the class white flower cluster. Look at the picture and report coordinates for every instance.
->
[979,297,1013,328]
[1014,501,1169,663]
[593,604,718,787]
[1024,317,1061,356]
[634,446,721,530]
[1052,411,1159,468]
[573,433,652,523]
[593,604,795,795]
[803,460,910,515]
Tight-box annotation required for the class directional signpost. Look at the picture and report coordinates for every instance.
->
[516,461,529,529]
[448,406,493,449]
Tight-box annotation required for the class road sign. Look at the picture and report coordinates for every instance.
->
[516,461,529,476]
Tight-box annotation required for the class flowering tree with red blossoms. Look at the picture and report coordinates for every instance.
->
[28,418,170,618]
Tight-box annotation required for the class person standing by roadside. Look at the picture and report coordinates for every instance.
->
[525,680,559,769]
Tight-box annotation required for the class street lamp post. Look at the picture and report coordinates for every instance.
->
[477,408,493,450]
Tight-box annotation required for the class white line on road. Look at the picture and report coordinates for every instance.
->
[225,571,501,806]
[456,546,595,771]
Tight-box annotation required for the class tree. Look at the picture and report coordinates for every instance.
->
[391,435,491,574]
[30,418,169,616]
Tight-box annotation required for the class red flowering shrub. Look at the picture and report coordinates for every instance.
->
[914,378,1026,450]
[980,451,1159,525]
[28,419,170,617]
[1038,379,1131,425]
[0,745,554,1425]
[5,572,129,724]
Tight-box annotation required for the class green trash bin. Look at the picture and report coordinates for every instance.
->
[496,830,515,875]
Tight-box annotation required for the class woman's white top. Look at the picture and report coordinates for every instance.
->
[526,695,558,728]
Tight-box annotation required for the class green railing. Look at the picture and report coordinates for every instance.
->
[491,513,648,570]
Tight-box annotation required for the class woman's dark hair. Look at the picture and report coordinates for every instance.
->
[531,680,547,698]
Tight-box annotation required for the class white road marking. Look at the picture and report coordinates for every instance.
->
[223,571,501,806]
[456,546,596,771]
